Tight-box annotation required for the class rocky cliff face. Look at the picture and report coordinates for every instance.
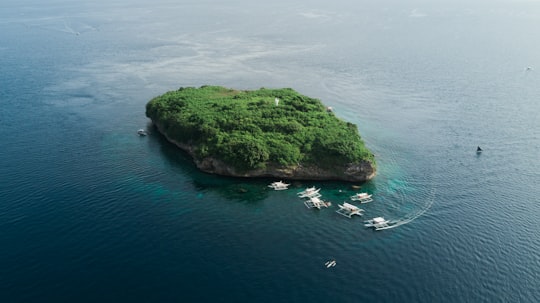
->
[195,157,375,182]
[153,121,376,182]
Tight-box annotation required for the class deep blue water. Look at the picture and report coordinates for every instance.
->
[1,1,540,302]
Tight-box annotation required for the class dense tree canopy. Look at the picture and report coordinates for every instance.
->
[146,85,375,171]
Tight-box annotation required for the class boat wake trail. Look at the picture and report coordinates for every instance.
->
[377,177,437,230]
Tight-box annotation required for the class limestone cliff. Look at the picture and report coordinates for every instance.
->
[152,121,376,182]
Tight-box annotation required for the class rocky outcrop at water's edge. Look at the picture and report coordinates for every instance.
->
[152,121,376,182]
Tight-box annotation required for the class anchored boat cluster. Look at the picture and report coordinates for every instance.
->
[268,181,391,230]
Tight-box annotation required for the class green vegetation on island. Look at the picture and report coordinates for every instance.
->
[146,85,375,175]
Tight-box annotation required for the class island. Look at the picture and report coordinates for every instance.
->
[145,85,376,182]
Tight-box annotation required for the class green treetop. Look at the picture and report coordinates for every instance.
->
[146,85,375,172]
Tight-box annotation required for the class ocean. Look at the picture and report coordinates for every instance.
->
[1,0,539,302]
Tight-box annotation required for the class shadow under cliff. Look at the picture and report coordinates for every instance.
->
[148,124,272,203]
[147,124,376,204]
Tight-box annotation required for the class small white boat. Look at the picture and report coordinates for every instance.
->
[364,217,390,230]
[137,129,147,136]
[350,192,373,203]
[297,187,321,198]
[268,181,289,190]
[325,260,337,268]
[336,202,364,218]
[304,196,330,209]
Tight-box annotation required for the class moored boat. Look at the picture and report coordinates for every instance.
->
[297,187,321,198]
[268,181,290,190]
[304,196,330,209]
[336,202,364,218]
[350,192,373,203]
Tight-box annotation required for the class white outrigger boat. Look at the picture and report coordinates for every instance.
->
[324,260,337,268]
[336,202,365,218]
[268,181,290,190]
[304,196,330,209]
[137,128,148,136]
[297,187,321,198]
[364,217,390,230]
[350,192,373,203]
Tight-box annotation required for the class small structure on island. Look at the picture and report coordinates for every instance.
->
[275,98,279,106]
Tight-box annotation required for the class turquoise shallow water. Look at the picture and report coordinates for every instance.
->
[1,1,540,302]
